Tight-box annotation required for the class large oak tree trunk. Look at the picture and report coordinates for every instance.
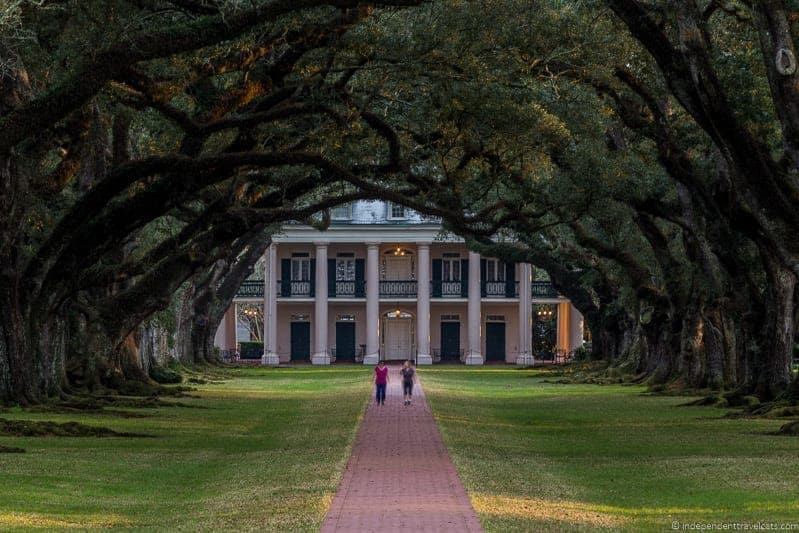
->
[0,289,38,404]
[701,304,727,390]
[173,228,272,365]
[758,250,796,399]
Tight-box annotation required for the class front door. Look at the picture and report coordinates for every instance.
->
[290,322,311,361]
[335,322,356,362]
[485,322,506,362]
[440,322,460,361]
[385,319,411,360]
[386,257,412,280]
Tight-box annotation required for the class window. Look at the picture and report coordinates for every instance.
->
[485,258,505,282]
[331,204,351,220]
[291,255,311,280]
[336,256,356,281]
[387,202,406,220]
[442,256,461,281]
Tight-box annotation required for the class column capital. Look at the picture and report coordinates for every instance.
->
[313,240,330,247]
[415,241,432,248]
[366,241,380,249]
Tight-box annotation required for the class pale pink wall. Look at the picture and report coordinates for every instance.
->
[326,244,367,259]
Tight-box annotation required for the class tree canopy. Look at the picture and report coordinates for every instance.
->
[2,0,799,404]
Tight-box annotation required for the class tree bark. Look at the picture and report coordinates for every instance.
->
[758,248,796,399]
[173,227,273,365]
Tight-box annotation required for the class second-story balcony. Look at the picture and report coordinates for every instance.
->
[379,280,417,298]
[330,280,366,298]
[236,280,264,298]
[431,280,467,298]
[237,279,560,300]
[532,281,559,298]
[482,281,519,298]
[279,279,314,297]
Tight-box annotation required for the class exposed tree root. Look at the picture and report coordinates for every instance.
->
[26,404,151,418]
[774,420,799,436]
[0,418,153,438]
[0,444,25,453]
[680,395,728,408]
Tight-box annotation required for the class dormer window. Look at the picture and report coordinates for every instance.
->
[387,202,406,220]
[331,203,351,221]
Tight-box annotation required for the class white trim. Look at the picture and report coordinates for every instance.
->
[531,297,569,304]
[274,225,451,244]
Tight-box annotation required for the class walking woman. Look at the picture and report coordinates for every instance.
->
[374,360,389,405]
[400,360,417,406]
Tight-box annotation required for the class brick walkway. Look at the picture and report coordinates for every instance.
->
[321,366,483,532]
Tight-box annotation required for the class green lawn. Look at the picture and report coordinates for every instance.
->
[0,366,372,531]
[2,367,797,532]
[421,367,799,532]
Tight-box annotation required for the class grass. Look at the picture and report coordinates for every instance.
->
[420,367,799,532]
[2,366,798,532]
[0,366,372,531]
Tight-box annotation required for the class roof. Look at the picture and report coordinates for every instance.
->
[330,200,439,226]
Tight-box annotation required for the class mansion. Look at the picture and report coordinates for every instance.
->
[214,201,584,365]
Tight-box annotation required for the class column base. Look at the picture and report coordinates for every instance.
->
[416,353,433,365]
[261,352,280,366]
[311,352,331,365]
[516,353,535,367]
[362,353,379,365]
[464,353,484,365]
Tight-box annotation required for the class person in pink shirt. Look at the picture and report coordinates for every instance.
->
[374,360,389,405]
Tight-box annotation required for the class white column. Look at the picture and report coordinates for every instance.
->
[416,242,432,365]
[364,242,380,365]
[569,303,584,353]
[517,263,534,366]
[261,244,280,366]
[556,301,571,359]
[465,251,483,365]
[312,242,330,364]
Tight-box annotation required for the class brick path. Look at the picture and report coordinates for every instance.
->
[321,366,483,532]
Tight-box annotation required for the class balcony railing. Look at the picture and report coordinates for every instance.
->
[331,280,366,298]
[240,279,560,299]
[379,280,417,297]
[279,279,314,297]
[431,280,467,298]
[236,280,264,298]
[531,281,559,298]
[482,281,519,298]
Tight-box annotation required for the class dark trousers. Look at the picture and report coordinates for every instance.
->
[375,383,386,403]
[403,380,413,396]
